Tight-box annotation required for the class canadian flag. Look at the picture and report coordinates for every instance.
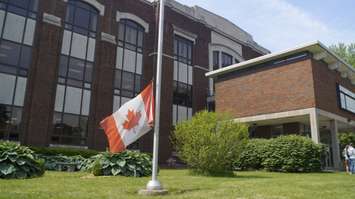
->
[100,82,154,153]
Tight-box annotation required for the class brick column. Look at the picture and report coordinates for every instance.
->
[23,11,64,146]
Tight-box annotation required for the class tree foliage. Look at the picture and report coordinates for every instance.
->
[329,43,355,67]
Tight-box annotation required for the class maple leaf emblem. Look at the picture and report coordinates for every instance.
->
[123,109,141,131]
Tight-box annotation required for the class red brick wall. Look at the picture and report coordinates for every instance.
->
[312,59,355,121]
[215,58,316,118]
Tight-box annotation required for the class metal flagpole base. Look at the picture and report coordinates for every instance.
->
[138,180,168,196]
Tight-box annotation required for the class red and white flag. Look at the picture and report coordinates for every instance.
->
[100,82,154,153]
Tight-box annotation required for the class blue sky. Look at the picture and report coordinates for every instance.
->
[176,0,355,52]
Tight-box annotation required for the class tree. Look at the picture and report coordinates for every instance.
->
[329,43,355,67]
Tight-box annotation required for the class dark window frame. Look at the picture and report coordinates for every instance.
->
[173,35,193,124]
[0,0,38,141]
[113,19,145,111]
[52,0,99,146]
[337,84,355,115]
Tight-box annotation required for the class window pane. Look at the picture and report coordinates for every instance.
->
[61,30,72,55]
[118,23,125,42]
[121,97,131,106]
[114,70,121,89]
[71,32,87,59]
[23,18,36,45]
[13,77,27,106]
[0,10,5,35]
[68,57,85,80]
[125,26,137,45]
[64,86,82,114]
[137,31,143,47]
[19,46,32,69]
[74,8,90,29]
[136,53,143,74]
[213,51,219,70]
[135,75,141,93]
[3,13,25,43]
[116,47,123,69]
[87,37,95,62]
[90,13,97,31]
[113,95,120,111]
[175,62,181,83]
[172,105,177,126]
[0,73,15,105]
[123,49,136,73]
[58,56,68,77]
[62,113,79,136]
[178,63,188,83]
[0,41,21,66]
[85,62,93,82]
[188,66,193,85]
[178,105,187,123]
[54,85,65,112]
[222,52,232,67]
[122,71,134,91]
[81,89,90,116]
[65,4,74,23]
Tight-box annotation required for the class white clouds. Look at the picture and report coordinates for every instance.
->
[177,0,354,52]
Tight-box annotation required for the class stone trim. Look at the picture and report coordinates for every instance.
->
[63,0,105,16]
[173,25,197,44]
[116,11,149,33]
[42,13,62,27]
[101,32,116,44]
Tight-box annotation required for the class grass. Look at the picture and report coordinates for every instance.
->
[0,169,354,199]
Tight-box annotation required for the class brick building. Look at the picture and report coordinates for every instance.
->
[0,0,267,162]
[207,41,355,169]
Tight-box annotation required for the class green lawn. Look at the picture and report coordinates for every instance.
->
[0,170,354,199]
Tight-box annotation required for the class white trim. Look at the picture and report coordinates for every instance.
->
[43,13,62,27]
[206,41,355,85]
[194,65,209,72]
[116,11,149,33]
[63,0,105,16]
[173,25,197,44]
[101,32,116,44]
[234,107,355,127]
[235,108,314,123]
[310,108,320,144]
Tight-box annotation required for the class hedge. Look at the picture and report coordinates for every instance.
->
[236,135,324,172]
[30,146,99,158]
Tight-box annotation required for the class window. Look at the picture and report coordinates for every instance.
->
[213,51,219,70]
[338,85,355,114]
[53,0,98,146]
[0,0,38,141]
[173,35,193,125]
[113,19,144,112]
[221,52,232,67]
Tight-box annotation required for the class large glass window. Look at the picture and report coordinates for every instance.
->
[53,0,98,146]
[221,52,233,67]
[0,0,38,141]
[113,19,144,112]
[173,35,193,125]
[338,85,355,114]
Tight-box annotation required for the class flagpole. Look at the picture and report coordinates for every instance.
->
[146,0,165,191]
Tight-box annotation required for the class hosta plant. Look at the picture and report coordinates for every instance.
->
[0,141,45,179]
[86,151,152,177]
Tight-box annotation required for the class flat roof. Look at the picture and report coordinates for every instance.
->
[206,41,355,84]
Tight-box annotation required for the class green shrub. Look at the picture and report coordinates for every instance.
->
[262,135,324,172]
[235,139,269,170]
[172,111,249,176]
[85,151,152,177]
[30,146,99,158]
[0,141,45,179]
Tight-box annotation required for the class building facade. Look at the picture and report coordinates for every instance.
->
[0,0,267,162]
[207,41,355,170]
